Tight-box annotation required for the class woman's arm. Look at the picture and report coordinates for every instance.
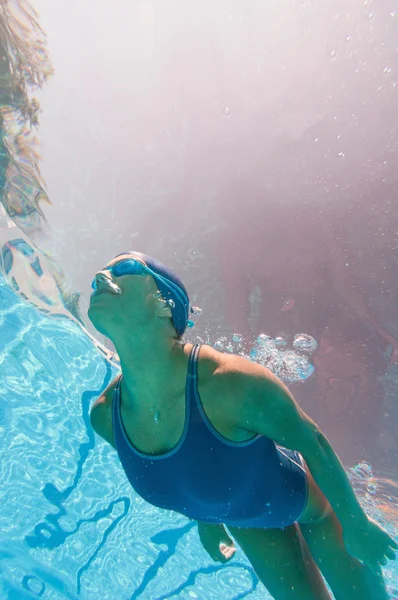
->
[222,365,397,569]
[236,370,369,530]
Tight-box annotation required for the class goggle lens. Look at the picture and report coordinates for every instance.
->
[107,259,148,277]
[91,258,147,290]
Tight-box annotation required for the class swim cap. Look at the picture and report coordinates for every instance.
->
[116,251,190,336]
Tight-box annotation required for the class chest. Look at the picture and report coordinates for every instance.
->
[107,386,252,456]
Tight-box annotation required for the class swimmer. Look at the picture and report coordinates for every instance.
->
[88,251,396,600]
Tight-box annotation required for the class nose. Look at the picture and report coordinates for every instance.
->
[97,271,110,282]
[92,270,111,290]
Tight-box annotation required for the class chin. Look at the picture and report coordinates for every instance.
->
[87,304,108,335]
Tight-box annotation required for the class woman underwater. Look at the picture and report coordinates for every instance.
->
[88,251,396,600]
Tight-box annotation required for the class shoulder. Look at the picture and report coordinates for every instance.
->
[199,344,274,387]
[201,348,318,447]
[198,345,277,412]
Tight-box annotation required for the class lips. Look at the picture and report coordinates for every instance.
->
[91,284,114,297]
[91,280,122,297]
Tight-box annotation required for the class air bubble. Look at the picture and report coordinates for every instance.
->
[223,106,231,117]
[293,334,317,353]
[383,67,392,75]
[232,333,243,343]
[257,334,273,345]
[368,482,378,495]
[353,461,373,479]
[214,336,228,351]
[330,49,336,58]
[188,248,200,261]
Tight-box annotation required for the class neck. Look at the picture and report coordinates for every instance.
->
[112,332,189,410]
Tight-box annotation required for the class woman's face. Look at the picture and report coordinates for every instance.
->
[88,254,157,338]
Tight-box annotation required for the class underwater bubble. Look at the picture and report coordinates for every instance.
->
[280,351,315,382]
[188,248,201,261]
[250,346,276,363]
[330,49,336,58]
[250,334,315,381]
[383,66,392,75]
[353,461,373,479]
[293,333,317,353]
[368,482,378,495]
[344,34,352,43]
[257,334,273,345]
[255,348,283,370]
[337,152,345,158]
[281,298,295,311]
[232,333,243,343]
[252,335,277,362]
[190,306,202,315]
[214,336,229,351]
[223,106,231,117]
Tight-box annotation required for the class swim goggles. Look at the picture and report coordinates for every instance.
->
[92,257,200,334]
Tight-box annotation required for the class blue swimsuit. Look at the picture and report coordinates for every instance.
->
[112,344,308,529]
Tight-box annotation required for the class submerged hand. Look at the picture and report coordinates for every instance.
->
[198,522,236,563]
[343,516,398,572]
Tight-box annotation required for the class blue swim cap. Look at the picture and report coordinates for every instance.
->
[116,251,190,337]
